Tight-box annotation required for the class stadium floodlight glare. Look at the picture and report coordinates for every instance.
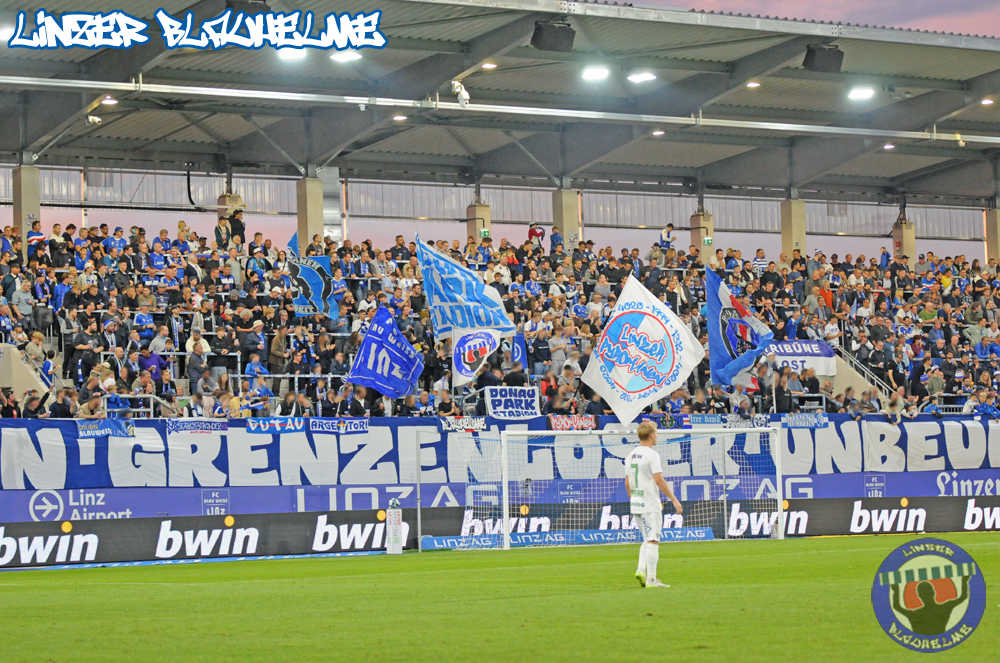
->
[746,81,761,88]
[582,66,609,81]
[278,48,306,61]
[331,51,362,63]
[626,72,656,83]
[848,86,876,100]
[651,130,665,136]
[101,95,118,105]
[0,10,14,41]
[481,63,498,70]
[392,115,407,121]
[883,143,895,150]
[983,98,995,106]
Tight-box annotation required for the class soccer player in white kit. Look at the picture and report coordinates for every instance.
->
[625,422,683,588]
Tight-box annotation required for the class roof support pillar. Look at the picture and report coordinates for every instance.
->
[552,189,581,249]
[892,200,915,261]
[690,211,714,259]
[296,174,324,254]
[781,198,807,262]
[12,164,39,262]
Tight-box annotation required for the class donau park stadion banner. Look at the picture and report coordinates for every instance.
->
[1,416,1000,523]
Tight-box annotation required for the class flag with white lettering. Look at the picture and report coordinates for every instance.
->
[415,236,515,339]
[485,386,541,420]
[348,307,424,398]
[582,276,704,424]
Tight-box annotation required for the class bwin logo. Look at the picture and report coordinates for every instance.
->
[154,519,259,559]
[312,514,404,551]
[598,506,683,530]
[727,504,810,537]
[0,526,98,566]
[849,500,927,534]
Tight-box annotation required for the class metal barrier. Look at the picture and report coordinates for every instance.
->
[835,344,892,397]
[100,392,176,418]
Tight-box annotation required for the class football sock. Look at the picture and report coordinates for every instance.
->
[637,542,648,573]
[646,544,659,581]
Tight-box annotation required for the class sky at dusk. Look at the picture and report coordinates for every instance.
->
[636,1,1000,38]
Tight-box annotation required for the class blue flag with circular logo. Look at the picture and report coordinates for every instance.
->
[705,269,774,387]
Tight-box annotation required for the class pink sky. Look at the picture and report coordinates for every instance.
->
[638,2,1000,38]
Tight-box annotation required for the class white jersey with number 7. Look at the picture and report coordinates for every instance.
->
[625,446,663,514]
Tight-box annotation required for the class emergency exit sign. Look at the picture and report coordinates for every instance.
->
[703,237,713,246]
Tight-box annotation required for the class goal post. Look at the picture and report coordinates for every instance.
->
[451,426,783,550]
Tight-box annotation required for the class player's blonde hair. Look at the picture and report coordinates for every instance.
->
[636,422,656,442]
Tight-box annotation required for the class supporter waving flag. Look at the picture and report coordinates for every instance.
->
[582,275,703,424]
[415,235,515,340]
[705,269,774,387]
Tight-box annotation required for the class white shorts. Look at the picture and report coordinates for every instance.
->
[633,512,661,542]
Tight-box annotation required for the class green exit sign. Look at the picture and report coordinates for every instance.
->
[703,236,713,246]
[479,228,489,238]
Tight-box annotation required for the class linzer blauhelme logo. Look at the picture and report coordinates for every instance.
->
[6,8,386,52]
[595,308,681,396]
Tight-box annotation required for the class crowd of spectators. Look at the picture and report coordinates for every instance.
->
[2,212,1000,422]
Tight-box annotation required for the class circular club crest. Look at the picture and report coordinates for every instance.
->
[455,331,498,379]
[599,310,678,394]
[871,538,985,652]
[719,306,759,359]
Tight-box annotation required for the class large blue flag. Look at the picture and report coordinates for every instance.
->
[347,307,423,398]
[705,269,774,387]
[510,332,528,369]
[286,234,336,317]
[415,235,515,339]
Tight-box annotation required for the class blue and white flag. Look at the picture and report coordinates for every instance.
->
[286,233,337,317]
[453,329,500,387]
[705,269,774,387]
[767,340,836,376]
[348,307,424,398]
[510,332,528,369]
[582,275,704,424]
[77,419,134,439]
[415,236,515,339]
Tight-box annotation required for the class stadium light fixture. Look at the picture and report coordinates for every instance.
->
[481,63,498,70]
[983,98,995,106]
[101,95,118,105]
[746,81,761,88]
[848,86,876,101]
[651,130,665,136]
[331,51,362,63]
[392,115,407,121]
[627,72,656,83]
[278,48,306,61]
[582,66,609,82]
[883,143,895,150]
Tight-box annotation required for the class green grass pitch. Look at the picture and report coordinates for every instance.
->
[1,533,997,662]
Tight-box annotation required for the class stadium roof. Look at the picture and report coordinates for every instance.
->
[3,0,1000,206]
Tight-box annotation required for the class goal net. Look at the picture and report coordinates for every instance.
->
[450,426,783,549]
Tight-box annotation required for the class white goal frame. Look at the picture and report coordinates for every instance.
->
[498,426,783,550]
